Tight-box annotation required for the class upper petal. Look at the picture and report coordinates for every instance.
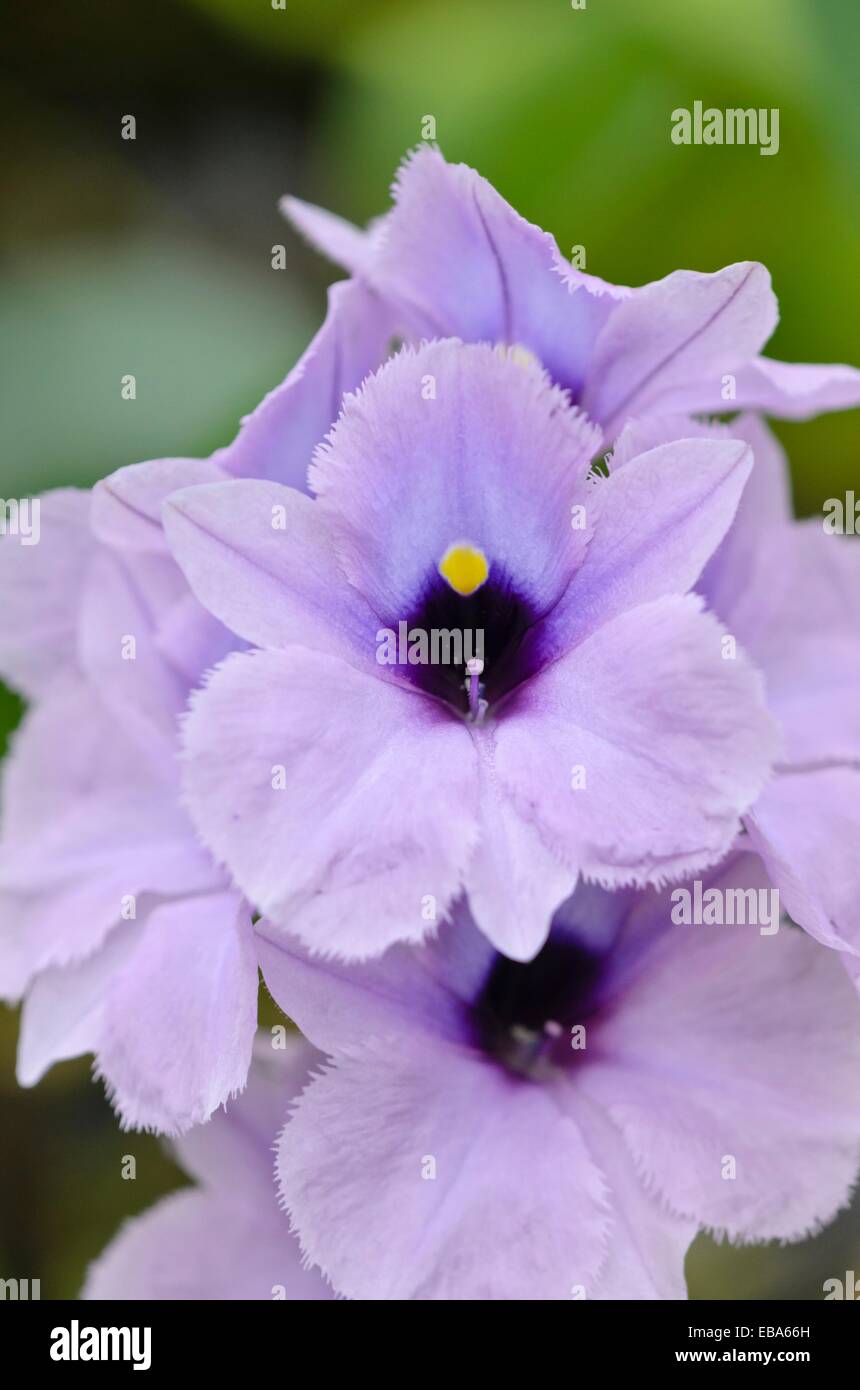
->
[610,414,793,624]
[351,146,620,395]
[310,338,600,621]
[582,262,777,437]
[543,434,753,659]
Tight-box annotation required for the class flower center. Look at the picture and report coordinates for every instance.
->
[471,937,603,1081]
[398,545,538,718]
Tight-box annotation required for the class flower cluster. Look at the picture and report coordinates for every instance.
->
[2,148,860,1301]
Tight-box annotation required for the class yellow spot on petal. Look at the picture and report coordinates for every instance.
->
[438,542,489,597]
[495,342,541,372]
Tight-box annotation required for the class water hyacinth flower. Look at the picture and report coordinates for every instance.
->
[0,466,261,1134]
[282,146,860,439]
[613,412,860,985]
[188,144,860,521]
[83,1037,332,1301]
[0,135,857,1176]
[259,853,860,1301]
[167,339,778,962]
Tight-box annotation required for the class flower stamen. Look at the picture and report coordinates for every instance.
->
[466,656,486,721]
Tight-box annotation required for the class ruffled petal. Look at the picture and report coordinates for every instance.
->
[580,855,860,1241]
[486,595,778,894]
[278,1036,611,1300]
[16,922,137,1085]
[182,647,479,958]
[0,679,214,998]
[95,890,258,1134]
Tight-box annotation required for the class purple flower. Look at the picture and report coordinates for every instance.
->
[0,465,259,1134]
[167,339,777,961]
[260,854,860,1301]
[180,145,860,513]
[282,146,860,439]
[83,1037,332,1301]
[2,135,857,1156]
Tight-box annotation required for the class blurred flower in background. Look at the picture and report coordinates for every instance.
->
[1,0,858,1298]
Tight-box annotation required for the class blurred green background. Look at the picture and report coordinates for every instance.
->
[1,0,858,1299]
